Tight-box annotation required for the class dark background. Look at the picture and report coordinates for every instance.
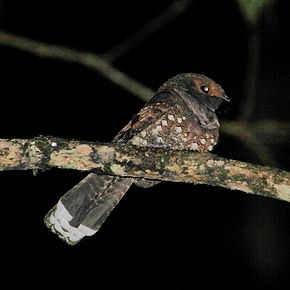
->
[0,0,290,289]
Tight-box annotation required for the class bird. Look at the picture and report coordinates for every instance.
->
[44,73,229,245]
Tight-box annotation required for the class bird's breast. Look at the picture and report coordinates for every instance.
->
[129,110,219,152]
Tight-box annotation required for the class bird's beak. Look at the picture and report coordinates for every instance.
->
[222,94,230,102]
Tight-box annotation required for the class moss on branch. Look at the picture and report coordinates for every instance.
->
[0,136,290,203]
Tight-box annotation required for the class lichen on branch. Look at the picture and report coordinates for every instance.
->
[0,136,290,203]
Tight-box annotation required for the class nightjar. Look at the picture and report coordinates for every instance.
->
[44,73,229,245]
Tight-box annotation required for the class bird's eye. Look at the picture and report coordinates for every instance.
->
[200,85,210,94]
[200,85,209,94]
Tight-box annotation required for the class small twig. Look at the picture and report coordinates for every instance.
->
[102,0,195,63]
[221,121,279,167]
[222,120,290,144]
[1,136,290,203]
[241,120,290,144]
[0,30,154,102]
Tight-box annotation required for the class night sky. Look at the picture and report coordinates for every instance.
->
[0,0,290,289]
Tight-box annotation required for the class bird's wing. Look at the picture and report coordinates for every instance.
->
[114,91,175,142]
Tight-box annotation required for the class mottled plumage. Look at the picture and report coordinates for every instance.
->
[44,73,229,245]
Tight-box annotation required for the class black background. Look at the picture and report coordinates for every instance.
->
[0,0,290,289]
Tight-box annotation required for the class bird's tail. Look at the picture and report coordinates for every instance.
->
[44,173,133,245]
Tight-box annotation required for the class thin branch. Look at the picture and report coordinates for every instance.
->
[102,0,195,63]
[221,121,279,167]
[221,120,290,144]
[240,119,290,144]
[1,136,290,203]
[0,30,154,102]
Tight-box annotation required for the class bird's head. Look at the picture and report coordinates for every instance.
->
[158,73,229,112]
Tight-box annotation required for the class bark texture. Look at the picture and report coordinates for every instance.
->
[0,136,290,202]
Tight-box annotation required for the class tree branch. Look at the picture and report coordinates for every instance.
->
[102,0,195,62]
[221,120,290,144]
[221,121,279,167]
[0,30,154,102]
[1,136,290,203]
